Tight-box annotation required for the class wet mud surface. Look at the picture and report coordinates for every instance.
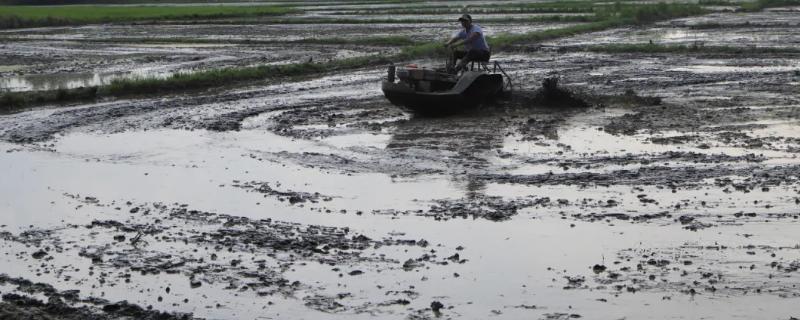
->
[2,5,800,320]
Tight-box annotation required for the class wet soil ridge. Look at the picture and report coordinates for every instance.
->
[0,274,194,320]
[474,162,800,188]
[421,195,540,221]
[233,181,334,205]
[520,151,765,167]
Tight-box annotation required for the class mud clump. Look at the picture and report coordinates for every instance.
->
[0,274,194,320]
[530,77,591,109]
[233,181,332,204]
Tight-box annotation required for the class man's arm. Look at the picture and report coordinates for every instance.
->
[448,28,479,47]
[445,30,466,47]
[464,29,481,43]
[464,25,483,43]
[445,37,459,46]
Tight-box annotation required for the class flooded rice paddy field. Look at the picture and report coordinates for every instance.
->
[2,4,800,320]
[0,39,390,91]
[0,21,577,42]
[0,20,576,92]
[546,7,800,48]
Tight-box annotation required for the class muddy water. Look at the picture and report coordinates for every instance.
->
[2,99,799,319]
[2,5,800,320]
[542,9,800,48]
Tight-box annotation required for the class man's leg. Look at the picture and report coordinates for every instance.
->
[450,50,466,73]
[458,50,491,71]
[455,49,474,72]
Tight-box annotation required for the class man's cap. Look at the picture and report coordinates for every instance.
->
[457,14,472,22]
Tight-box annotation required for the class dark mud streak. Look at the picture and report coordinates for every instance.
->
[0,274,195,320]
[520,151,765,167]
[474,163,800,188]
[604,103,800,136]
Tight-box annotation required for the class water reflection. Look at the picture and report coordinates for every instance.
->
[385,103,586,195]
[386,110,510,197]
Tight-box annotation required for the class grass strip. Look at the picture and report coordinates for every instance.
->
[584,43,800,54]
[741,0,800,10]
[1,87,97,113]
[0,35,417,47]
[101,54,397,96]
[0,5,296,29]
[0,0,423,5]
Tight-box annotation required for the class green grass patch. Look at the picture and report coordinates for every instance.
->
[0,5,296,29]
[17,35,417,47]
[0,0,418,3]
[0,86,97,113]
[102,54,392,96]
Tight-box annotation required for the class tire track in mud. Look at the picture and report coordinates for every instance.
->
[0,70,383,143]
[474,162,800,188]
